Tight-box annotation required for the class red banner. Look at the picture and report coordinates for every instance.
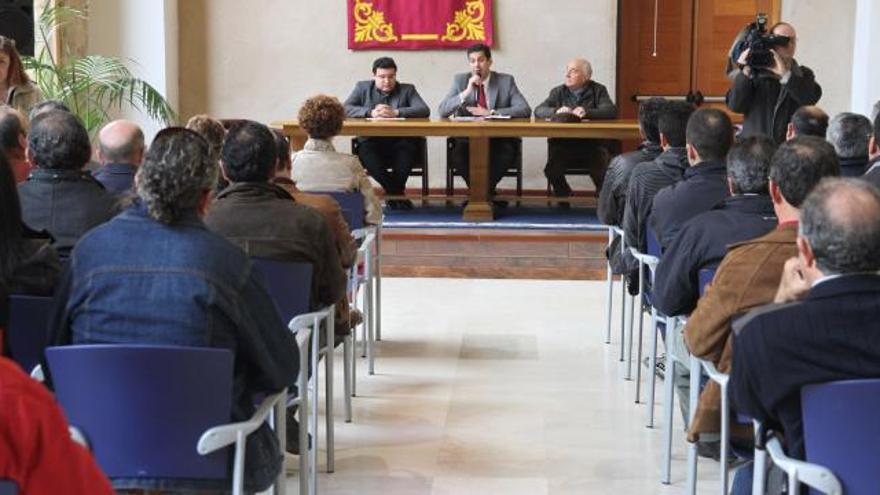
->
[347,0,494,50]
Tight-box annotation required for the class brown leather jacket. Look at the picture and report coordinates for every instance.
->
[683,223,798,441]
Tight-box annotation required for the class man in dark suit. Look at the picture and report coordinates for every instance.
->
[343,57,430,210]
[827,112,872,177]
[438,43,531,203]
[726,22,822,144]
[654,136,778,317]
[729,178,880,464]
[534,58,618,199]
[650,108,734,250]
[92,120,144,196]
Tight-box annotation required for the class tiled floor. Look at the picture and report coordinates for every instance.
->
[287,278,720,494]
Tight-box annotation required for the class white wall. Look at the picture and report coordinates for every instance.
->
[782,0,856,117]
[851,0,880,117]
[87,0,178,141]
[178,0,618,189]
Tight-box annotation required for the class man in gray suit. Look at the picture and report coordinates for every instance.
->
[344,57,430,209]
[438,44,531,202]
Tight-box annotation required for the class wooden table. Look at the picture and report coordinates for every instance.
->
[274,118,641,221]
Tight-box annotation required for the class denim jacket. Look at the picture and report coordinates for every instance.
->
[48,203,299,492]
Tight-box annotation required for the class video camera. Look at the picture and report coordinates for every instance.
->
[730,14,791,74]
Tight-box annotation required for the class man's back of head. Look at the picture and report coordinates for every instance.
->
[800,178,880,275]
[97,120,145,166]
[27,100,70,123]
[638,97,666,145]
[27,110,91,171]
[221,121,277,183]
[727,135,775,195]
[769,135,840,208]
[789,106,829,139]
[658,101,695,148]
[137,128,216,224]
[872,113,880,160]
[271,129,291,176]
[827,112,872,159]
[686,108,734,163]
[0,104,26,157]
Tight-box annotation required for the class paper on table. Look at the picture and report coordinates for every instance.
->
[366,117,406,121]
[450,116,481,122]
[483,114,512,120]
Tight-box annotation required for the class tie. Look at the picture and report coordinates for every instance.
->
[477,84,487,109]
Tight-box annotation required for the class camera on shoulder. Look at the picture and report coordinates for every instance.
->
[729,13,791,76]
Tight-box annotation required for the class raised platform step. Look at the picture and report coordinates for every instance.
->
[380,228,609,280]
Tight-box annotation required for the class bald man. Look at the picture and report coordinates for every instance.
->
[93,119,145,195]
[535,58,617,202]
[727,22,822,143]
[786,105,828,140]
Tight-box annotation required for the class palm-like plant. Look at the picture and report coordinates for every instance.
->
[23,5,176,135]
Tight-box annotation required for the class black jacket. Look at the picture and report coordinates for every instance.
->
[730,274,880,460]
[649,159,730,250]
[18,169,119,255]
[534,81,618,120]
[622,147,688,274]
[726,61,822,144]
[343,80,430,118]
[838,156,869,177]
[653,194,777,316]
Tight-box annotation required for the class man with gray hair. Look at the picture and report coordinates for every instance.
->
[535,57,618,200]
[48,127,299,493]
[93,119,145,195]
[864,113,880,187]
[729,178,880,488]
[827,112,872,176]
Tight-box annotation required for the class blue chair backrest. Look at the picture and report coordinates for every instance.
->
[251,258,313,322]
[646,225,661,258]
[698,267,717,297]
[0,481,18,495]
[315,191,366,230]
[46,345,234,481]
[801,378,880,494]
[6,294,53,374]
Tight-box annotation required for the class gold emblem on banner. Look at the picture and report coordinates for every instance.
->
[353,0,399,43]
[442,0,486,42]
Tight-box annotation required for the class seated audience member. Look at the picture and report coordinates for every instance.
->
[292,95,381,224]
[18,111,118,254]
[92,120,145,196]
[785,105,829,140]
[185,114,227,191]
[534,58,618,198]
[205,121,348,336]
[654,136,777,317]
[343,56,430,210]
[0,105,29,182]
[729,178,880,491]
[0,152,60,297]
[0,356,114,494]
[622,100,694,284]
[271,129,356,269]
[863,113,880,186]
[48,128,299,492]
[597,97,664,274]
[27,99,69,122]
[683,136,839,451]
[650,108,734,250]
[827,112,873,177]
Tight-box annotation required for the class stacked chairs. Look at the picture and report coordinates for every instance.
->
[251,257,339,479]
[46,345,292,495]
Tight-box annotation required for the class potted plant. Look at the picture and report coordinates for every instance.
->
[23,5,176,135]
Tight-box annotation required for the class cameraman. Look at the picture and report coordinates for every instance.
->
[726,22,822,144]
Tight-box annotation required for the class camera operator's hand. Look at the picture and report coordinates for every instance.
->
[737,49,752,77]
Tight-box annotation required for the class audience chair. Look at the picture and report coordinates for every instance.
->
[6,294,52,375]
[628,226,664,422]
[754,379,880,494]
[445,137,523,201]
[319,191,381,377]
[0,481,17,495]
[603,226,627,345]
[46,345,287,495]
[251,258,342,473]
[351,138,430,198]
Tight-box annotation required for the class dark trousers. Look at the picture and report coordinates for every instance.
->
[449,137,518,192]
[545,138,610,196]
[356,137,419,195]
